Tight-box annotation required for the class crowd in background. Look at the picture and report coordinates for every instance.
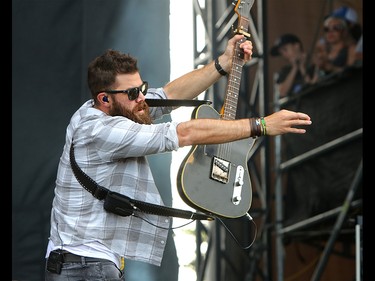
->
[270,5,362,98]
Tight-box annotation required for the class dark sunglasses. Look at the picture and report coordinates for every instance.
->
[103,81,148,101]
[323,24,345,33]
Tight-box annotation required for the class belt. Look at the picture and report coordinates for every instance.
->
[62,252,110,263]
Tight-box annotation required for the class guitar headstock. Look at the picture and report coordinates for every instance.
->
[233,0,254,21]
[232,0,254,39]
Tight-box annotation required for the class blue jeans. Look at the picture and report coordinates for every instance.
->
[44,258,125,281]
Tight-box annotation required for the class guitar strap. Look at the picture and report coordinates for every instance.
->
[69,142,214,221]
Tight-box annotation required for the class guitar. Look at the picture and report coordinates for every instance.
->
[177,0,255,219]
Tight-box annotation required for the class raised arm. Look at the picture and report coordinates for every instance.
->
[164,34,253,100]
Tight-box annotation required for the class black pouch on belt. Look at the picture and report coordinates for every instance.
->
[103,191,135,217]
[46,249,64,274]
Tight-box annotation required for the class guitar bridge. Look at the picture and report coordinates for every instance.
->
[211,156,230,183]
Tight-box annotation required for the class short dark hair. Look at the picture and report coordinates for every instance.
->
[87,49,139,100]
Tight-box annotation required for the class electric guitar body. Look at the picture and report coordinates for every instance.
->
[176,0,255,219]
[177,104,255,218]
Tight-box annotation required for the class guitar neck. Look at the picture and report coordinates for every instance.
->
[222,17,250,121]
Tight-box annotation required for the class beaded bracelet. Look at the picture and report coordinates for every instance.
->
[215,58,228,76]
[260,117,267,136]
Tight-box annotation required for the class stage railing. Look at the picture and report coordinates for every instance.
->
[273,65,363,281]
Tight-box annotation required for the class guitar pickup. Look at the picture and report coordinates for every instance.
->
[232,165,244,205]
[211,157,230,183]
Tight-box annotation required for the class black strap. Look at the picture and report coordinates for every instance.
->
[69,142,213,221]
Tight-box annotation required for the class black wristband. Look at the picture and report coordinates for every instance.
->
[215,58,228,76]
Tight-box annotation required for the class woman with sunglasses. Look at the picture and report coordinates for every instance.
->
[44,34,311,281]
[321,15,357,74]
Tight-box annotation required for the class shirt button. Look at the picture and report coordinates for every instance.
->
[164,219,169,223]
[161,240,165,244]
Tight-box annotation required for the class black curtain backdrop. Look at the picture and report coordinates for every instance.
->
[12,1,176,280]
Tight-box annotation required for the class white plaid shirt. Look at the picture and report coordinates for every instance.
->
[48,87,180,266]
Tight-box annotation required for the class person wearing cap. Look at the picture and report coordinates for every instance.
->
[331,5,362,43]
[270,33,309,98]
[327,5,362,67]
[321,15,357,73]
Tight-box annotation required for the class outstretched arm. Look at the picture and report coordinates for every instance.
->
[164,34,253,100]
[176,109,312,147]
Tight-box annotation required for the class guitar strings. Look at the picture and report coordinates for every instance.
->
[218,41,244,160]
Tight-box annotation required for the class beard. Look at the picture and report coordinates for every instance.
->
[109,99,152,125]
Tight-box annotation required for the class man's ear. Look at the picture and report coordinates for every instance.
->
[97,92,109,104]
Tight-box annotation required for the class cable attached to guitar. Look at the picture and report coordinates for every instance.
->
[216,212,257,250]
[245,213,253,221]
